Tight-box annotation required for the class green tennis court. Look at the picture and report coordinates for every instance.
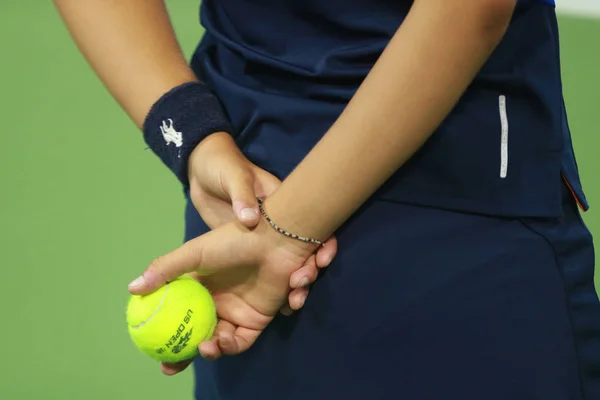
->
[0,1,598,399]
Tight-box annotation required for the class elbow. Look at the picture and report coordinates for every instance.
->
[414,0,517,41]
[475,0,516,38]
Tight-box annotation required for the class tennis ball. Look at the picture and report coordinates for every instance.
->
[126,275,217,363]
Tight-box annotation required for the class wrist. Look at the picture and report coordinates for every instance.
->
[143,81,234,187]
[256,214,319,261]
[259,196,324,257]
[188,131,237,169]
[196,130,236,150]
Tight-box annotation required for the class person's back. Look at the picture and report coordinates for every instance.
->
[195,0,588,217]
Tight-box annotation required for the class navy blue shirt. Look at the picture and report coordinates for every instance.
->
[191,0,588,217]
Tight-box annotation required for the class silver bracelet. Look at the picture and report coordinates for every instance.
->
[257,198,325,247]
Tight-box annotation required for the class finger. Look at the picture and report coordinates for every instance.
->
[128,236,207,295]
[198,340,221,361]
[210,292,273,331]
[289,255,319,289]
[199,320,235,361]
[219,326,262,356]
[253,168,282,198]
[223,168,260,227]
[161,359,193,376]
[288,287,309,311]
[316,236,338,268]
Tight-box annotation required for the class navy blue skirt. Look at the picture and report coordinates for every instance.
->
[184,185,600,399]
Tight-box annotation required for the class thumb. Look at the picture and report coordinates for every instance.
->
[128,237,207,295]
[253,168,282,198]
[223,167,260,228]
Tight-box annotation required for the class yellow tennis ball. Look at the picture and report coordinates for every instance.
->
[126,275,217,363]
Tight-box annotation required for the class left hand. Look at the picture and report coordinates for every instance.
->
[128,214,319,374]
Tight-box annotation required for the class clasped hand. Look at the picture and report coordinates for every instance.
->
[128,132,336,375]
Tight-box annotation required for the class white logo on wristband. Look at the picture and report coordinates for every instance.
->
[160,119,183,150]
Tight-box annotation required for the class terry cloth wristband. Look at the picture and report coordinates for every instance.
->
[142,81,234,186]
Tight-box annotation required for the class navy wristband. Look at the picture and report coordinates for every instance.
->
[142,81,234,186]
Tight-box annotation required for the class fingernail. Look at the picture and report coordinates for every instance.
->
[298,295,307,308]
[240,208,259,221]
[128,275,146,290]
[323,255,333,267]
[299,277,309,287]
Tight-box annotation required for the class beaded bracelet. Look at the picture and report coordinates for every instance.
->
[257,198,325,247]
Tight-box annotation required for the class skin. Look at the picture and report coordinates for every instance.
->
[56,0,517,375]
[54,0,338,372]
[131,0,517,366]
[185,132,338,316]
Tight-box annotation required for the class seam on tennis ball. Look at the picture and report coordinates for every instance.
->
[130,283,169,329]
[202,318,218,341]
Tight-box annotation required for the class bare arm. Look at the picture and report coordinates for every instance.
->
[123,0,518,360]
[54,0,198,128]
[265,0,516,241]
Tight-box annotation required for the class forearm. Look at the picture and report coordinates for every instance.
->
[265,0,515,241]
[54,0,198,128]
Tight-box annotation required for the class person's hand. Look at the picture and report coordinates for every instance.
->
[187,132,337,315]
[128,214,320,374]
[188,131,276,230]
